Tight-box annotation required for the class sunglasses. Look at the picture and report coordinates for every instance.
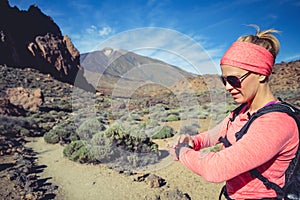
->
[220,72,251,88]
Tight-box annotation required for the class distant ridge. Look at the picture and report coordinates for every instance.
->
[80,48,196,93]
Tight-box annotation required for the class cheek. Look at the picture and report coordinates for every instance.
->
[240,81,258,98]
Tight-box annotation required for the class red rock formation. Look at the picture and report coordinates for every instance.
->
[0,0,95,92]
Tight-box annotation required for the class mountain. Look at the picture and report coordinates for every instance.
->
[0,0,95,92]
[80,48,196,94]
[269,60,300,102]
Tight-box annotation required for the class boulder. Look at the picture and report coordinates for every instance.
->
[7,87,44,112]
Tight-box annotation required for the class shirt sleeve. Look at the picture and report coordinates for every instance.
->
[192,116,230,151]
[179,112,298,183]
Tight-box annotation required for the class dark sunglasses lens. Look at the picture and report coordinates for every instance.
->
[220,77,226,86]
[227,76,241,87]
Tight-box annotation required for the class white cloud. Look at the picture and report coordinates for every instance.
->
[283,53,300,62]
[89,27,221,74]
[98,26,113,36]
[86,25,97,34]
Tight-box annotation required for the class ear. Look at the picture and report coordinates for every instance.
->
[259,74,268,83]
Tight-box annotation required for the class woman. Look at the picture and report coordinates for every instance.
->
[168,26,299,199]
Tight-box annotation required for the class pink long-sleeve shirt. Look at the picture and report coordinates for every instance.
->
[179,106,299,199]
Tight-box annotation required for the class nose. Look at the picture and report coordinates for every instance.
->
[224,81,234,91]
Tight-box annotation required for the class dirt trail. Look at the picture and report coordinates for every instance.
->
[25,137,223,200]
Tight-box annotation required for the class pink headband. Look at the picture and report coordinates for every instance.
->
[220,41,274,76]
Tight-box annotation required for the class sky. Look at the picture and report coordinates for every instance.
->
[8,0,300,75]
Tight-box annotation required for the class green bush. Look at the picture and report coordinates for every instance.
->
[0,115,39,136]
[43,119,78,144]
[166,114,180,122]
[138,119,160,130]
[89,132,118,162]
[20,128,30,136]
[151,126,174,139]
[63,140,96,163]
[44,130,60,144]
[104,124,159,154]
[76,118,106,140]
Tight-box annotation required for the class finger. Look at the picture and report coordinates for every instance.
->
[179,134,189,143]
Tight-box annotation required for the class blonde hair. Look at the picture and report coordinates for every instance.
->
[236,24,280,60]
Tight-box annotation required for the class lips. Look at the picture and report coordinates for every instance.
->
[230,92,240,98]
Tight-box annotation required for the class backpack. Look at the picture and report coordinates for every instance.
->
[218,101,300,200]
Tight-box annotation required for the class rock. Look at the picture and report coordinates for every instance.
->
[0,98,27,116]
[161,188,191,200]
[7,87,44,111]
[145,174,166,188]
[24,193,37,200]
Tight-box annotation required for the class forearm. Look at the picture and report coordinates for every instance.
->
[192,117,229,150]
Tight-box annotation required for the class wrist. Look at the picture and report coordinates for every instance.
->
[175,143,193,158]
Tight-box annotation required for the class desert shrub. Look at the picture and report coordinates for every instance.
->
[295,100,300,107]
[0,115,39,136]
[76,117,106,140]
[148,111,167,122]
[198,111,209,119]
[128,111,143,121]
[126,155,139,167]
[125,153,160,168]
[44,130,60,144]
[201,103,211,112]
[63,140,96,163]
[62,119,161,169]
[183,105,202,119]
[179,121,200,135]
[69,132,80,141]
[112,109,127,121]
[43,118,78,144]
[39,113,56,123]
[88,132,119,162]
[150,103,170,112]
[20,128,30,136]
[119,114,128,122]
[104,124,126,142]
[142,108,150,114]
[104,124,159,154]
[151,126,174,139]
[138,119,160,133]
[166,114,180,122]
[48,110,58,116]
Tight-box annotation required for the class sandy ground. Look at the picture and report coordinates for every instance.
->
[25,136,224,200]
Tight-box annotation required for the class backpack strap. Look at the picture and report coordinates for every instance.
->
[219,101,300,199]
[218,103,247,147]
[235,102,299,142]
[229,103,247,122]
[249,169,284,199]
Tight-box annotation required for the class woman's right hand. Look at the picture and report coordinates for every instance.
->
[168,134,194,149]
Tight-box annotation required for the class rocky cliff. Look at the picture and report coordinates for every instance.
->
[0,0,95,92]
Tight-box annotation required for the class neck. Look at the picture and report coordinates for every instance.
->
[247,84,276,112]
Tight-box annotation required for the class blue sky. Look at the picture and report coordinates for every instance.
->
[8,0,300,74]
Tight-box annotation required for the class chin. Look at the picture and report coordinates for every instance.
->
[233,98,246,105]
